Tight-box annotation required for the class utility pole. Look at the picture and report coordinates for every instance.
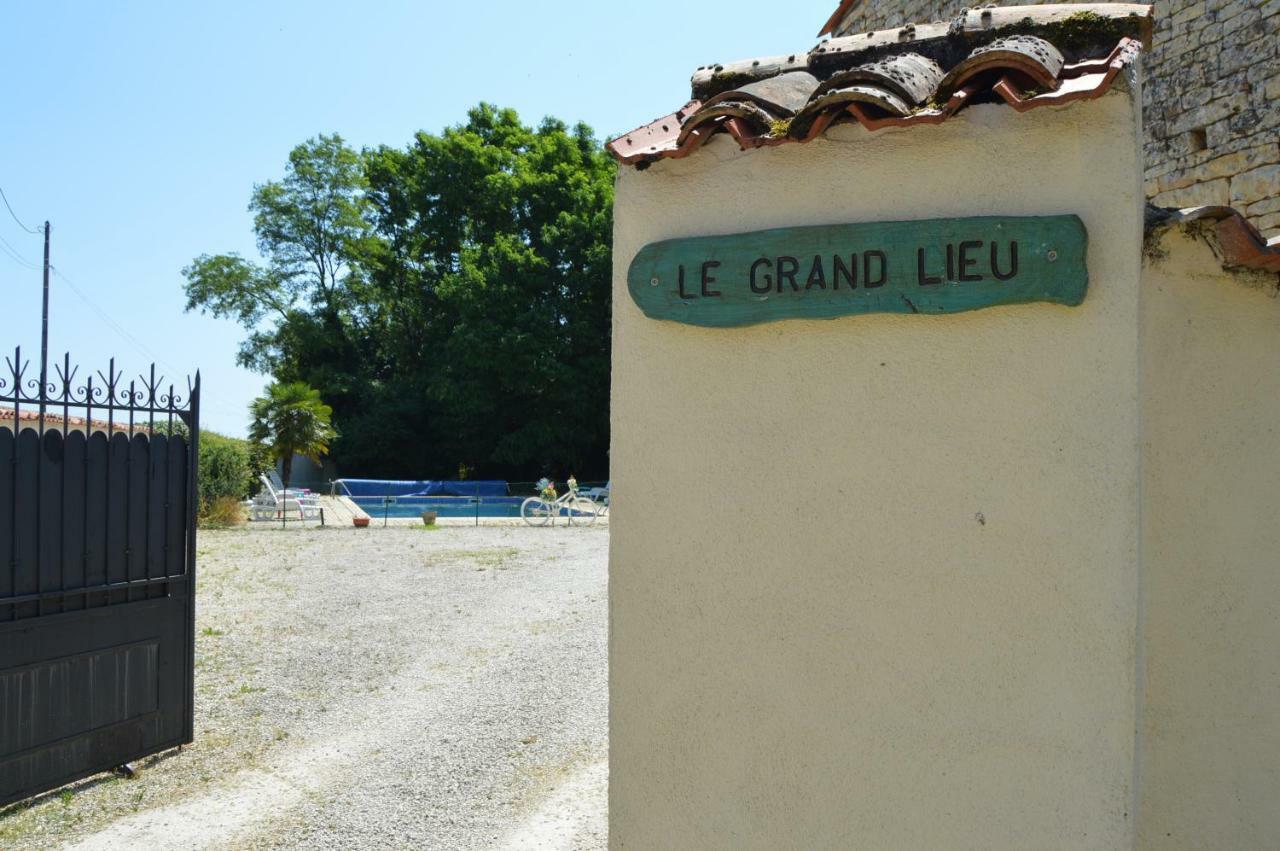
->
[38,220,50,426]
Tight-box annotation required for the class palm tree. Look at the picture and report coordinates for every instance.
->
[248,381,336,493]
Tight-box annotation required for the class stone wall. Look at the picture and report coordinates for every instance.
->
[828,0,1280,236]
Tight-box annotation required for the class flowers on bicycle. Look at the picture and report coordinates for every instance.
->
[538,478,557,501]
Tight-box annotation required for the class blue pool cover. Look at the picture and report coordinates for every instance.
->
[337,479,509,498]
[351,495,525,518]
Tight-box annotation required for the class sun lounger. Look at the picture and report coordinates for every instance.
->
[250,473,322,521]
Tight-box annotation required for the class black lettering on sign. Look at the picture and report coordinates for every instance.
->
[750,257,773,293]
[991,241,1018,280]
[805,256,826,290]
[864,251,887,289]
[776,256,799,292]
[917,248,941,286]
[677,265,695,299]
[626,215,1087,327]
[833,255,856,290]
[701,261,722,297]
[958,240,984,282]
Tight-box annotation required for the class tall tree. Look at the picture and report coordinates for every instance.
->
[182,133,371,375]
[185,108,615,481]
[248,381,336,492]
[363,105,615,477]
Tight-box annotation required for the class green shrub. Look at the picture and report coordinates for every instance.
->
[199,432,254,512]
[155,424,268,526]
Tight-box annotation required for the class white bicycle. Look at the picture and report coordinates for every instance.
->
[520,484,598,526]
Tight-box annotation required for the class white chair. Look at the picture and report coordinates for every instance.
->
[583,481,610,510]
[250,474,322,521]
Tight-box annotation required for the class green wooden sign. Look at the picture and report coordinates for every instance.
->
[626,215,1087,328]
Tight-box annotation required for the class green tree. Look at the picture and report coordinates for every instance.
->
[182,133,371,375]
[248,381,337,491]
[184,107,615,481]
[362,105,615,477]
[157,423,267,525]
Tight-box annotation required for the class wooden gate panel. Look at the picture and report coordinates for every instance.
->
[61,431,87,614]
[0,350,199,807]
[0,599,188,805]
[84,431,109,609]
[13,429,39,622]
[106,432,130,608]
[127,434,148,604]
[38,431,63,617]
[0,429,11,603]
[166,435,187,578]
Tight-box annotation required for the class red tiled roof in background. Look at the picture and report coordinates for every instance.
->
[608,4,1153,167]
[0,406,147,435]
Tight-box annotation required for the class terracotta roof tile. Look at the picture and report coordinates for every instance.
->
[812,52,944,106]
[608,101,700,162]
[953,3,1153,46]
[1156,207,1280,274]
[934,35,1064,101]
[607,4,1153,168]
[0,406,147,435]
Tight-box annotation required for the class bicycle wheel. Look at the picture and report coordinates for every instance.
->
[568,496,598,526]
[521,496,553,526]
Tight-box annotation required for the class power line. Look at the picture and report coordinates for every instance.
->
[52,266,181,373]
[2,208,244,422]
[0,185,40,234]
[49,266,247,418]
[0,231,39,270]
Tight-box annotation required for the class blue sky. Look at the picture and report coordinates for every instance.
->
[0,1,826,435]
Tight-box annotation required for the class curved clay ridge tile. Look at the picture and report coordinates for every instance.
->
[789,82,982,140]
[792,53,943,138]
[691,53,811,100]
[1169,207,1280,274]
[667,123,724,160]
[682,72,819,143]
[844,82,982,132]
[956,4,1154,49]
[801,85,912,122]
[812,53,945,105]
[699,72,820,115]
[679,101,776,143]
[609,5,1152,167]
[935,35,1065,102]
[812,21,952,59]
[994,38,1139,111]
[607,101,701,165]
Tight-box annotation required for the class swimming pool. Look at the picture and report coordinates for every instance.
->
[350,495,526,519]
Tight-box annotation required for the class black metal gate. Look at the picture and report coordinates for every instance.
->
[0,349,198,806]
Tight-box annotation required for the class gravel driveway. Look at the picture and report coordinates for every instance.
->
[0,525,608,850]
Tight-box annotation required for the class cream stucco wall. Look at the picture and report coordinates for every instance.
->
[1137,230,1280,849]
[611,89,1146,848]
